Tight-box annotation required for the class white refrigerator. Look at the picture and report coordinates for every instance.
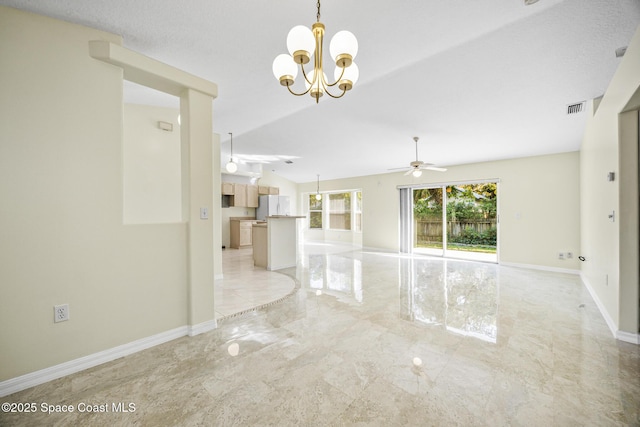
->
[256,195,290,220]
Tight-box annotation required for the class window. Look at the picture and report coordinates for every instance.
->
[308,189,362,232]
[309,194,323,229]
[329,192,351,230]
[354,191,362,232]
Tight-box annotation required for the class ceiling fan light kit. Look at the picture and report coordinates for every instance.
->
[389,136,447,176]
[272,0,359,103]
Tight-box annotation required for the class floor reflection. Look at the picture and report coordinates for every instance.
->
[401,258,498,343]
[298,244,498,343]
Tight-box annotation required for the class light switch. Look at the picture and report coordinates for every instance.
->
[200,207,209,220]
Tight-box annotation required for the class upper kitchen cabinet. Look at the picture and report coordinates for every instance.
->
[247,185,259,208]
[222,181,278,207]
[233,183,247,207]
[221,182,234,195]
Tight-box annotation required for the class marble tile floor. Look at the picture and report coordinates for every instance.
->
[3,244,639,426]
[214,247,296,320]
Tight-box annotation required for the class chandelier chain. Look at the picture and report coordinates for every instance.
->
[316,0,321,22]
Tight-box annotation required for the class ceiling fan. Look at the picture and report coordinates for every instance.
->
[389,136,447,177]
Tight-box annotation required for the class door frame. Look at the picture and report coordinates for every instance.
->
[399,179,500,263]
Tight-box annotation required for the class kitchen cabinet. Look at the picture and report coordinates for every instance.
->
[221,182,234,195]
[233,183,247,207]
[221,182,277,207]
[247,185,259,208]
[230,219,255,248]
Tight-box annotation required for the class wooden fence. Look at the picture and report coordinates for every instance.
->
[415,219,496,244]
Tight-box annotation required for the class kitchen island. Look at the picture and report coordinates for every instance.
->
[252,216,305,270]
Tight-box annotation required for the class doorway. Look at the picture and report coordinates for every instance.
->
[407,181,499,262]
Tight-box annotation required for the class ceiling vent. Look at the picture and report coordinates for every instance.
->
[566,101,585,115]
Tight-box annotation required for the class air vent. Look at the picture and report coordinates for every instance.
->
[566,101,585,115]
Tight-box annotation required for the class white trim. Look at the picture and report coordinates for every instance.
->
[0,326,188,397]
[617,330,640,344]
[500,261,580,275]
[214,274,224,280]
[396,178,502,190]
[188,319,218,337]
[580,273,639,345]
[580,273,618,338]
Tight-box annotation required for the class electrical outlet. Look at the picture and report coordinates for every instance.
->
[558,252,565,260]
[54,304,69,323]
[566,252,573,259]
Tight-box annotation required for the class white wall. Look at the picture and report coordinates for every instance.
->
[580,24,640,338]
[123,104,182,224]
[0,7,195,381]
[298,152,581,271]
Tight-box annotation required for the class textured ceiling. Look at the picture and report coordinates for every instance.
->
[2,0,639,183]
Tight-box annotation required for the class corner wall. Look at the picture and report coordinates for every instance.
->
[0,7,191,381]
[580,24,640,340]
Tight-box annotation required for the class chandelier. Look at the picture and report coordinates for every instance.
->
[272,0,359,103]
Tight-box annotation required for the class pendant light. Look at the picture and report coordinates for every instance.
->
[226,132,238,173]
[315,174,322,200]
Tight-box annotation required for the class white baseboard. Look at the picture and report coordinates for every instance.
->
[188,319,217,337]
[0,320,218,397]
[500,261,580,275]
[580,273,640,345]
[580,273,618,338]
[617,330,640,344]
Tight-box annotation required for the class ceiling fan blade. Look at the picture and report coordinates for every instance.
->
[403,169,415,176]
[423,166,447,172]
[387,167,410,171]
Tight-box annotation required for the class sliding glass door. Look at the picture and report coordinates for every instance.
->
[444,183,498,262]
[408,181,498,263]
[413,187,444,257]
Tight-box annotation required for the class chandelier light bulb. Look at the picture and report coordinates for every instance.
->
[330,30,358,65]
[315,193,322,201]
[412,169,423,178]
[272,54,298,85]
[287,25,315,63]
[334,61,359,91]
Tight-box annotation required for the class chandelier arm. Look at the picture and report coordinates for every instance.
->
[321,86,348,99]
[323,66,346,88]
[286,82,313,97]
[300,64,315,86]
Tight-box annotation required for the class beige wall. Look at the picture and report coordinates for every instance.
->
[123,104,182,224]
[0,7,200,381]
[581,25,640,337]
[298,152,581,271]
